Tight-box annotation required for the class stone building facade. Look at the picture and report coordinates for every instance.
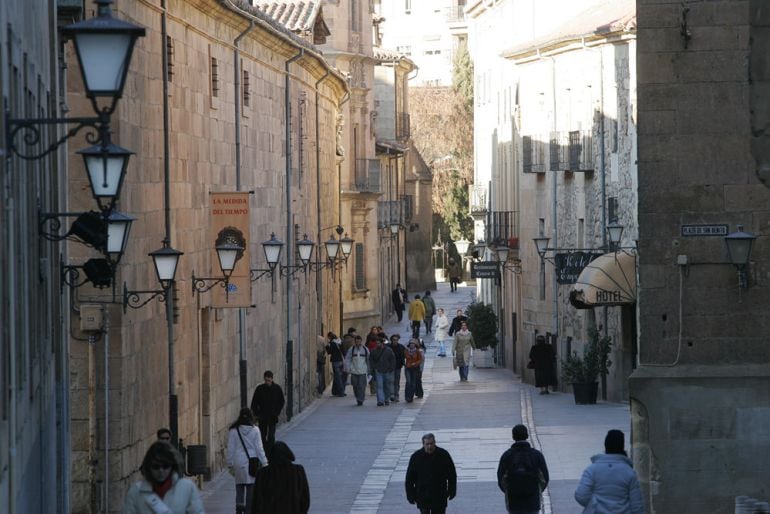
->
[57,0,347,511]
[632,1,770,511]
[467,0,637,402]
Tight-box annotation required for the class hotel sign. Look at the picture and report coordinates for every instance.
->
[555,251,602,285]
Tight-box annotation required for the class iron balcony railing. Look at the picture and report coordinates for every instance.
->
[396,112,410,141]
[354,158,381,193]
[470,184,488,215]
[486,211,519,248]
[522,135,547,173]
[446,5,466,22]
[547,130,594,172]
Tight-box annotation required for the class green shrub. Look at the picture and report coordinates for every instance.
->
[561,327,612,383]
[465,301,498,349]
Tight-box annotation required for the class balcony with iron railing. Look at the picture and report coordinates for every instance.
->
[486,211,519,249]
[354,158,381,193]
[470,184,488,216]
[446,5,467,22]
[396,112,410,141]
[548,130,594,172]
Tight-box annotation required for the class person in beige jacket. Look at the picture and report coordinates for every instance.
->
[452,321,476,381]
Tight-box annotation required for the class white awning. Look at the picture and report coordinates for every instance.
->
[569,250,636,308]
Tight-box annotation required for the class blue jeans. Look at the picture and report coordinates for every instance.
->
[331,361,345,395]
[375,371,394,404]
[459,365,469,381]
[405,367,419,401]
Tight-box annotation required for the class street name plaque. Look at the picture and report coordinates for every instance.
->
[681,224,728,237]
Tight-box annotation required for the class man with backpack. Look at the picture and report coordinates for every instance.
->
[496,424,549,514]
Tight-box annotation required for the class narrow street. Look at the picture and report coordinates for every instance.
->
[201,283,630,514]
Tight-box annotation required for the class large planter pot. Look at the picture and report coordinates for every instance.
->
[473,347,496,368]
[571,382,598,404]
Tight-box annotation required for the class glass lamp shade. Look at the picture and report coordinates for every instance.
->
[296,235,315,265]
[607,223,624,247]
[78,143,133,211]
[106,211,135,257]
[454,239,470,255]
[324,235,341,261]
[262,233,284,267]
[149,242,183,285]
[216,242,243,275]
[61,0,146,99]
[340,234,354,258]
[725,225,756,266]
[390,223,400,234]
[496,244,510,263]
[533,236,550,257]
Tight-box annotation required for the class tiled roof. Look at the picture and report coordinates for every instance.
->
[251,1,323,33]
[502,0,635,58]
[373,46,416,70]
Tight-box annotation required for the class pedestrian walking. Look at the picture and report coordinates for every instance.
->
[496,424,549,514]
[405,433,457,514]
[341,327,357,386]
[404,339,424,402]
[447,258,461,292]
[369,335,396,406]
[390,334,406,402]
[251,441,310,514]
[416,338,426,398]
[250,370,285,451]
[344,335,370,406]
[325,332,346,397]
[452,321,475,381]
[434,308,450,357]
[448,309,468,337]
[121,441,204,514]
[226,408,268,513]
[408,294,426,339]
[392,283,408,322]
[315,335,327,394]
[574,430,644,514]
[156,428,172,443]
[422,291,436,334]
[529,335,555,395]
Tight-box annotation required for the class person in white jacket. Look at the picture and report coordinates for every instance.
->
[574,429,645,514]
[433,308,450,357]
[226,408,268,513]
[122,441,203,514]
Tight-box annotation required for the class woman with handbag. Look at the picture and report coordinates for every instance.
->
[227,408,268,513]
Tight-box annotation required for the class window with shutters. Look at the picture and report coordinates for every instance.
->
[354,243,366,290]
[166,36,174,83]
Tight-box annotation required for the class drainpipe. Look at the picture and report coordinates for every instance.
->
[337,92,350,335]
[315,70,330,339]
[549,56,558,342]
[285,49,304,421]
[102,309,110,514]
[234,20,256,409]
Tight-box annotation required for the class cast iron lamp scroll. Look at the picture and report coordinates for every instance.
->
[724,225,756,290]
[494,243,523,274]
[123,240,183,312]
[5,0,145,161]
[192,242,244,301]
[250,233,284,281]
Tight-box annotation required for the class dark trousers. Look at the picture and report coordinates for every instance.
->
[316,361,325,394]
[258,419,276,451]
[392,367,402,400]
[395,306,404,322]
[331,361,345,395]
[424,315,433,333]
[411,320,421,338]
[405,367,419,401]
[450,278,458,291]
[419,507,446,514]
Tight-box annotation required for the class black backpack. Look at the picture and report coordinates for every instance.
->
[505,448,541,498]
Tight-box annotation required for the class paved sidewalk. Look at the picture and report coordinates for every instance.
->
[201,282,630,513]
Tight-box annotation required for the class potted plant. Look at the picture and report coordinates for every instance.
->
[465,301,498,368]
[561,328,612,404]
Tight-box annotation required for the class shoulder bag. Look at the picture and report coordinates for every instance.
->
[236,426,260,477]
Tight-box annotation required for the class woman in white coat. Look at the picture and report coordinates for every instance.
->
[433,308,450,357]
[227,408,269,513]
[122,441,203,514]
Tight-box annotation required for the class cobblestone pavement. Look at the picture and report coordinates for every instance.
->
[201,282,630,514]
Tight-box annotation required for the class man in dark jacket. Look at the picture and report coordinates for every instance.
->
[389,335,405,402]
[405,433,457,514]
[496,424,549,514]
[326,332,346,397]
[448,309,468,337]
[369,336,396,406]
[250,370,285,451]
[392,284,407,322]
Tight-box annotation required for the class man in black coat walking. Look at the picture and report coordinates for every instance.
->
[392,283,407,322]
[496,424,549,514]
[250,370,285,451]
[405,433,457,514]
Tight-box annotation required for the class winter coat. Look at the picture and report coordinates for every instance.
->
[529,341,555,387]
[369,345,396,373]
[447,261,461,280]
[345,345,370,375]
[422,296,436,317]
[408,299,426,322]
[448,314,468,336]
[496,441,550,512]
[390,342,406,369]
[325,337,345,363]
[405,347,424,369]
[405,447,457,509]
[121,473,203,514]
[434,314,450,341]
[453,330,475,367]
[392,287,407,310]
[250,382,285,424]
[226,425,268,485]
[574,453,644,514]
[251,463,310,514]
